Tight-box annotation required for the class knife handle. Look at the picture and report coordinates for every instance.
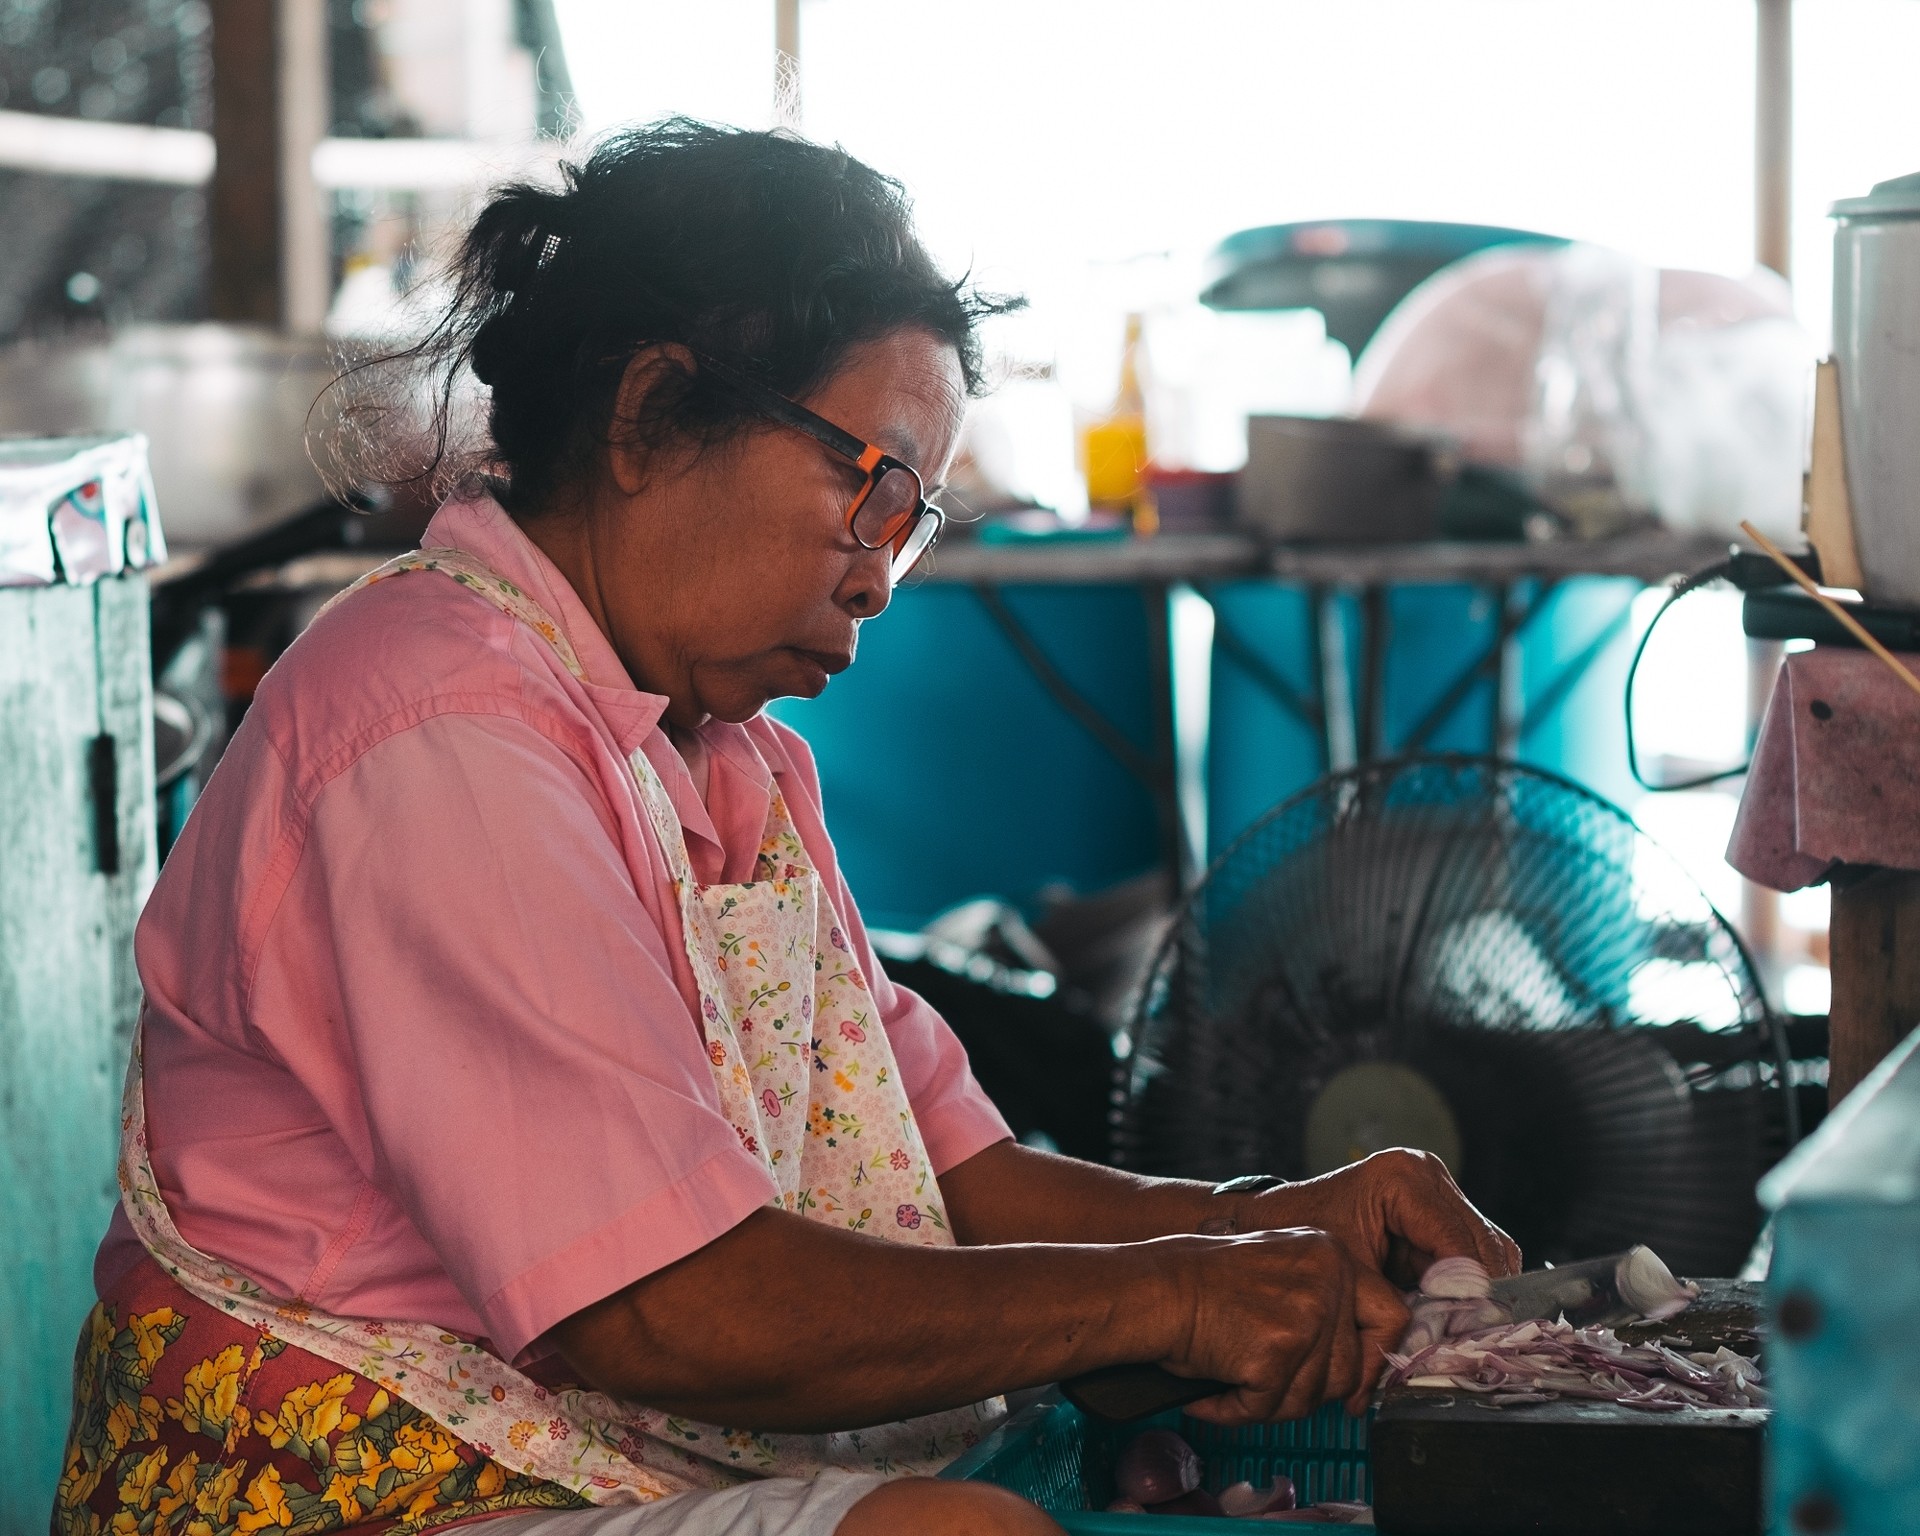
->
[1059,1364,1231,1422]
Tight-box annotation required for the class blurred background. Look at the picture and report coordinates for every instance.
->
[8,0,1912,1003]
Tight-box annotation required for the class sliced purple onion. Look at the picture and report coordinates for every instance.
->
[1420,1255,1493,1299]
[1115,1429,1201,1505]
[1220,1477,1297,1517]
[1382,1314,1766,1411]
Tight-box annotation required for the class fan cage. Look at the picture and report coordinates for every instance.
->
[1116,756,1796,1275]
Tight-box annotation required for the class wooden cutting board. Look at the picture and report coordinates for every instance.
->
[1370,1280,1765,1536]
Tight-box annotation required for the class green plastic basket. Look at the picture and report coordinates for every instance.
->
[942,1395,1371,1532]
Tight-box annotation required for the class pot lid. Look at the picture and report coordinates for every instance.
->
[1832,171,1920,220]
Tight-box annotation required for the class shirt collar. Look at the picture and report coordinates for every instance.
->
[419,493,781,871]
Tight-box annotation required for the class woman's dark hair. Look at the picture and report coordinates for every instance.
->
[350,119,1019,515]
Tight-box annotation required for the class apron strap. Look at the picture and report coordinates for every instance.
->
[322,547,710,890]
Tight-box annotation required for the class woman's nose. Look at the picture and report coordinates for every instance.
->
[839,543,893,621]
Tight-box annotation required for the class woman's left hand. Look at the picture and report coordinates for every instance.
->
[1246,1149,1521,1287]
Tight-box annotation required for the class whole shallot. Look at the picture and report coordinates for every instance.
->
[1114,1429,1201,1506]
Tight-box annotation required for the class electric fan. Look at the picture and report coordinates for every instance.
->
[1117,757,1796,1277]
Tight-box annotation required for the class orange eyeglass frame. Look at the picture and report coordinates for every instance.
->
[694,353,945,579]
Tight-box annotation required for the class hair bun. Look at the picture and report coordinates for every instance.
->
[470,313,512,387]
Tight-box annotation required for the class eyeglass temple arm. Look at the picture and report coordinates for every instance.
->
[693,354,873,465]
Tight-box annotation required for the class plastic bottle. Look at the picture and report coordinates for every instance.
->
[1081,314,1155,534]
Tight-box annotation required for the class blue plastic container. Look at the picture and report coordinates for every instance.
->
[769,583,1162,930]
[1207,577,1641,860]
[943,1396,1370,1532]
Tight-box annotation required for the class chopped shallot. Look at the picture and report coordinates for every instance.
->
[1385,1320,1767,1409]
[1386,1258,1765,1411]
[1220,1477,1296,1516]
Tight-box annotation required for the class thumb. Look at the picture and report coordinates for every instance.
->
[1375,1155,1518,1278]
[1347,1268,1409,1416]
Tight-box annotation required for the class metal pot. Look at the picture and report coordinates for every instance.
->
[1832,172,1920,604]
[1237,413,1453,544]
[0,325,350,547]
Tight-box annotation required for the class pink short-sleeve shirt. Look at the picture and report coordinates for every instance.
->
[97,495,1011,1366]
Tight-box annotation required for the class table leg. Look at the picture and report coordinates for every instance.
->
[1358,585,1390,762]
[1493,581,1524,758]
[1141,582,1188,899]
[1315,586,1358,772]
[1827,866,1920,1105]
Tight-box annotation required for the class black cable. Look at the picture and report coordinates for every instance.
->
[1625,545,1829,792]
[1624,556,1745,792]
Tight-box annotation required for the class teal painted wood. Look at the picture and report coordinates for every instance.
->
[0,577,155,1536]
[1762,1024,1920,1536]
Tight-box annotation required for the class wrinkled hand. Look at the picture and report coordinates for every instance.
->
[1153,1226,1408,1424]
[1249,1149,1521,1288]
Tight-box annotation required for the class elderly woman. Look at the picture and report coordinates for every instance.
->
[58,123,1515,1536]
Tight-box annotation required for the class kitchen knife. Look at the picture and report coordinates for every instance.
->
[1060,1364,1231,1422]
[1487,1247,1697,1328]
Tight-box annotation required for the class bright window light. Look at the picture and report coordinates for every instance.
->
[554,0,776,134]
[1629,958,1745,1030]
[1782,962,1831,1017]
[552,0,1920,361]
[556,2,1755,333]
[1632,789,1743,920]
[1793,0,1920,348]
[1625,586,1751,775]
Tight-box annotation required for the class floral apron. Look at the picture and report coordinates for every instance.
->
[54,549,1003,1536]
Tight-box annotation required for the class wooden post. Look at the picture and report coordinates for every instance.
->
[208,0,330,331]
[1827,868,1920,1105]
[209,0,281,324]
[1755,0,1793,280]
[279,0,331,334]
[774,0,801,129]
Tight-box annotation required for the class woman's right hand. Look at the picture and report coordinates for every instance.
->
[1146,1226,1410,1424]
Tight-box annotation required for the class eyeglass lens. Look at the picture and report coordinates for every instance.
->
[850,465,922,549]
[889,507,941,581]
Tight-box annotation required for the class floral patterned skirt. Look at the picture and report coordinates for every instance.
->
[53,1257,583,1536]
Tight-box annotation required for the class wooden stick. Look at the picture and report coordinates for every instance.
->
[1740,519,1920,701]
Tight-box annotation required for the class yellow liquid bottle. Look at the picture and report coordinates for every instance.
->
[1082,314,1155,534]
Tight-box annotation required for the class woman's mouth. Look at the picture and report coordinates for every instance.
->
[787,648,852,693]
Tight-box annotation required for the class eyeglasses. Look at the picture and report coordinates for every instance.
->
[695,354,945,582]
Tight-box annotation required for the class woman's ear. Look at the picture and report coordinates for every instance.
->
[605,343,698,498]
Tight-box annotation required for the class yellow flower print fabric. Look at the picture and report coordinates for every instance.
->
[54,1276,575,1536]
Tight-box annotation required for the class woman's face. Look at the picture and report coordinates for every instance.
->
[540,326,966,728]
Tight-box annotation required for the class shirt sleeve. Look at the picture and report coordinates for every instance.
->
[761,721,1014,1175]
[252,709,777,1364]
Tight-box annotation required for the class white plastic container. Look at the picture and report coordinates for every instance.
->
[1832,172,1920,604]
[0,434,165,587]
